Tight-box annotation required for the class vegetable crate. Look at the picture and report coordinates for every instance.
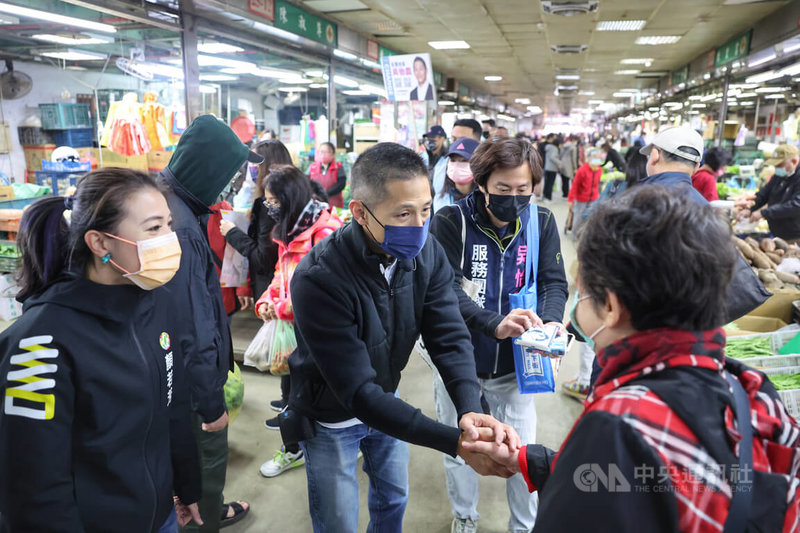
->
[39,103,92,130]
[727,330,800,370]
[0,254,20,274]
[52,128,94,148]
[761,365,800,419]
[35,171,81,196]
[17,127,53,146]
[0,197,41,210]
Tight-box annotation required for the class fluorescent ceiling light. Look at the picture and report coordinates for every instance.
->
[496,113,516,121]
[198,42,244,54]
[688,95,704,100]
[596,20,647,32]
[515,98,531,104]
[333,75,359,87]
[484,75,503,81]
[0,13,18,24]
[740,101,755,106]
[343,89,369,96]
[746,71,782,84]
[200,74,237,82]
[279,86,309,92]
[556,75,580,80]
[784,42,800,54]
[613,92,635,97]
[359,58,381,69]
[428,40,470,50]
[755,86,789,93]
[37,49,107,61]
[737,92,757,98]
[730,83,758,89]
[614,70,640,75]
[748,53,776,68]
[138,62,184,78]
[527,106,542,114]
[557,85,578,90]
[620,58,654,65]
[764,93,784,99]
[0,2,116,33]
[438,100,455,106]
[309,83,327,88]
[588,99,604,105]
[197,54,255,70]
[778,62,800,77]
[305,69,325,78]
[579,90,595,96]
[278,77,312,84]
[333,48,357,60]
[200,86,218,94]
[635,36,681,45]
[31,33,113,45]
[691,103,706,108]
[362,85,388,97]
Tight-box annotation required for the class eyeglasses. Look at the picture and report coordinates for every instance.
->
[263,200,280,209]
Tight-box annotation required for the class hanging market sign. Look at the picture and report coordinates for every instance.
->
[367,39,379,60]
[671,65,689,86]
[248,0,274,21]
[714,30,751,68]
[381,53,436,102]
[275,0,337,47]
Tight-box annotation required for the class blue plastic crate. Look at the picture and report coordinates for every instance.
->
[35,171,83,196]
[39,103,92,129]
[0,198,41,210]
[52,128,94,148]
[41,159,91,172]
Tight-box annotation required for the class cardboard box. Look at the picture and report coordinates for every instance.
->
[22,145,57,172]
[98,148,148,172]
[749,289,800,324]
[147,150,172,171]
[729,315,788,336]
[0,186,15,201]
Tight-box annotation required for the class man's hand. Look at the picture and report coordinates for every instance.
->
[494,309,543,340]
[220,219,236,237]
[457,432,516,478]
[459,412,521,450]
[238,295,254,310]
[460,428,521,474]
[750,210,763,223]
[734,196,755,209]
[174,497,203,527]
[202,411,229,432]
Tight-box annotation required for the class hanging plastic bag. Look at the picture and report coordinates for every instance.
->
[270,320,297,376]
[224,362,245,424]
[244,320,276,372]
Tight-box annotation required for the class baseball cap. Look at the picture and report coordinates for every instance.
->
[639,126,704,163]
[764,144,800,166]
[423,125,446,138]
[447,137,480,160]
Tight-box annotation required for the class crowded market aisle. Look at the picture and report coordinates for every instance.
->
[221,195,582,533]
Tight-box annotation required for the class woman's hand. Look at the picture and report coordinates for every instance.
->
[220,220,236,237]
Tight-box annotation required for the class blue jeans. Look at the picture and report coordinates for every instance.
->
[158,509,178,533]
[433,371,538,532]
[300,423,410,533]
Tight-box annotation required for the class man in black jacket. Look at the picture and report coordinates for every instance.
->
[160,115,263,530]
[287,142,518,533]
[737,144,800,242]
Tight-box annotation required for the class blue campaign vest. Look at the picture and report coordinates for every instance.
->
[454,194,539,376]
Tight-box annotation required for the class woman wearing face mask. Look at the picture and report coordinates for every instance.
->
[0,169,202,532]
[430,137,568,533]
[253,166,343,477]
[308,142,347,208]
[464,186,800,532]
[567,148,605,239]
[433,137,480,213]
[692,147,731,202]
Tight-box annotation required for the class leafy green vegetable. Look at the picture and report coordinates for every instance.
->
[725,336,773,359]
[768,373,800,391]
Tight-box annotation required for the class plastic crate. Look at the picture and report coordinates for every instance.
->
[726,329,800,369]
[0,255,20,274]
[17,127,53,146]
[0,197,41,210]
[52,128,93,148]
[35,171,82,196]
[41,159,91,172]
[761,365,800,418]
[39,103,92,130]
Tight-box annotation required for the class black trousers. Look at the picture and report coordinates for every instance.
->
[560,174,571,198]
[543,170,558,200]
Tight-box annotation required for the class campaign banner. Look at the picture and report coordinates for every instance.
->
[381,53,436,103]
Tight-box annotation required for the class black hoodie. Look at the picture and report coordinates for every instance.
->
[0,277,199,532]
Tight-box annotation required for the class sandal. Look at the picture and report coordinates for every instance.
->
[220,501,250,529]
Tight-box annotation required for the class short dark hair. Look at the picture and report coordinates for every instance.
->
[320,141,336,152]
[350,142,428,206]
[579,186,735,331]
[470,137,543,188]
[413,57,427,70]
[661,146,700,167]
[482,119,496,127]
[453,119,482,140]
[702,147,731,172]
[265,165,313,244]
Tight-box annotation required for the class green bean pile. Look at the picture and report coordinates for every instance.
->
[725,337,773,359]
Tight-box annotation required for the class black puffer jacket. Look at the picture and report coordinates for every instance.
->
[289,221,483,457]
[0,277,199,532]
[752,167,800,240]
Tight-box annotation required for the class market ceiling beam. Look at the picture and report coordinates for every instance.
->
[58,0,182,33]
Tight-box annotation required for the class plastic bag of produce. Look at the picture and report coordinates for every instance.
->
[269,320,296,376]
[224,362,245,424]
[243,320,276,372]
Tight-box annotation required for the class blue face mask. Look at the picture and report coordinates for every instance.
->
[775,167,789,178]
[569,291,605,351]
[363,204,430,260]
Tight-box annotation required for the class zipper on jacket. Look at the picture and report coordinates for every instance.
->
[130,323,158,533]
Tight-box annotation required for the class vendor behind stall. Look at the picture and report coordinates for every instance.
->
[736,144,800,242]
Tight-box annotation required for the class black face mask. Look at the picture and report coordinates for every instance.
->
[425,139,439,152]
[482,131,490,139]
[487,194,532,222]
[264,202,281,221]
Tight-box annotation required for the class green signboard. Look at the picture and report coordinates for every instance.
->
[715,30,751,68]
[275,0,337,47]
[379,45,397,59]
[672,65,688,86]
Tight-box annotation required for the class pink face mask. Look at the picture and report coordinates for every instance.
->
[447,161,474,185]
[320,153,334,165]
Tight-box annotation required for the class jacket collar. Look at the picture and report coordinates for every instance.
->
[639,170,692,187]
[161,167,213,216]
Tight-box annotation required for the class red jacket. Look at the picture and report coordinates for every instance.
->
[207,201,252,315]
[692,168,719,201]
[567,163,602,203]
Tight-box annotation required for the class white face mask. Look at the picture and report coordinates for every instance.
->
[104,231,182,290]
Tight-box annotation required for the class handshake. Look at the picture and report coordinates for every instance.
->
[455,412,524,478]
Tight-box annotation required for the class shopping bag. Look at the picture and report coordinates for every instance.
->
[243,320,276,372]
[224,362,245,424]
[270,320,297,376]
[509,205,559,393]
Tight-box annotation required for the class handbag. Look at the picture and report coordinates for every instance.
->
[510,205,561,394]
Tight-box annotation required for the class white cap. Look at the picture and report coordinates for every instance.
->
[639,126,704,164]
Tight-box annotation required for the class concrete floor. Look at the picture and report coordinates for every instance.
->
[223,195,583,533]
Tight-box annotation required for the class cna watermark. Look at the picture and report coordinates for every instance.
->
[573,463,754,494]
